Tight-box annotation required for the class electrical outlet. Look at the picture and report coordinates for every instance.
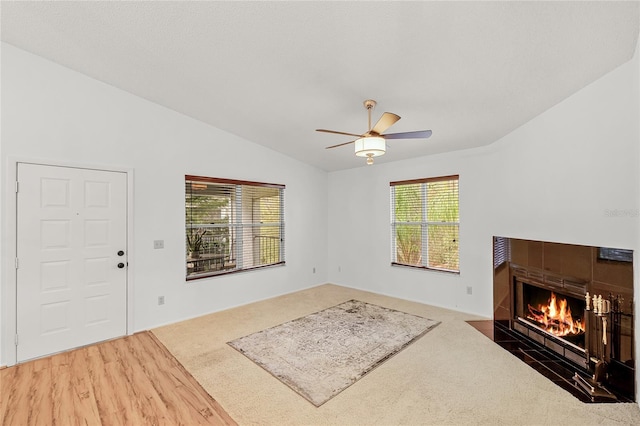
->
[338,266,341,272]
[466,286,473,295]
[154,240,164,249]
[158,296,165,305]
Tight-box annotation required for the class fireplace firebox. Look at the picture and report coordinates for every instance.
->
[520,286,585,344]
[512,272,587,368]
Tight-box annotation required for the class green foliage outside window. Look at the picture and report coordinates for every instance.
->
[257,194,282,265]
[186,192,231,257]
[394,184,422,265]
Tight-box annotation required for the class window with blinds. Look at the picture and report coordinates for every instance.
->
[390,175,459,273]
[493,236,511,269]
[185,175,285,280]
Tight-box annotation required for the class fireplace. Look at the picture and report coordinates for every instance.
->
[493,237,635,402]
[520,287,585,342]
[512,270,588,368]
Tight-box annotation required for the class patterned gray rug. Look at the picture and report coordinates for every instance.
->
[227,299,440,406]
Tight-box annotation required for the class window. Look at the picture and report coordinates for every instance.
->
[185,175,285,280]
[493,236,511,269]
[390,175,459,273]
[598,247,633,263]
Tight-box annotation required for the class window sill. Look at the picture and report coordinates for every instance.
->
[391,262,459,275]
[186,261,285,281]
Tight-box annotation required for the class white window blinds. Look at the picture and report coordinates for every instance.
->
[390,175,459,273]
[185,176,285,280]
[493,236,511,269]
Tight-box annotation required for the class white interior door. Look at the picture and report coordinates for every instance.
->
[16,163,128,362]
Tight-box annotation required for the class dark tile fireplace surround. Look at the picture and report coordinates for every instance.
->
[489,237,635,403]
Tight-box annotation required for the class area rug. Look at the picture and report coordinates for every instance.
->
[227,299,440,406]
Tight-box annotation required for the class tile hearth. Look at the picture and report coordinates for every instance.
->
[467,320,634,403]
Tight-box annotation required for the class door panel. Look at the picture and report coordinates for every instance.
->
[16,163,127,362]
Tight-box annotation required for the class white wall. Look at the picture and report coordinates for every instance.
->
[0,43,328,365]
[328,44,639,318]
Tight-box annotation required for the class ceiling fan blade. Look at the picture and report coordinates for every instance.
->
[381,130,432,140]
[316,129,363,138]
[371,112,400,134]
[325,140,356,149]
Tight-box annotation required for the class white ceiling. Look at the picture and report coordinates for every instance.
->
[2,1,639,171]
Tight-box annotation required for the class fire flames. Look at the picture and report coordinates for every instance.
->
[527,292,585,337]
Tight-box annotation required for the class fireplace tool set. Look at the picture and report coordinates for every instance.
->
[573,292,624,401]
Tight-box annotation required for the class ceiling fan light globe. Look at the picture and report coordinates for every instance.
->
[354,136,386,157]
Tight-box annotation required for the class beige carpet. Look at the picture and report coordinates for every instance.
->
[152,284,640,425]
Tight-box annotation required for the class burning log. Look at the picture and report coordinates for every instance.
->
[527,306,569,328]
[526,292,585,337]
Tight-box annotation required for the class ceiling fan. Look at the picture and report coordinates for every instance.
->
[317,99,432,165]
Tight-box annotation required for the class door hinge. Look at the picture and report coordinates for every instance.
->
[15,181,19,193]
[15,258,19,269]
[15,334,19,346]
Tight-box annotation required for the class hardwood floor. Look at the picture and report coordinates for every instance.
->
[0,331,237,425]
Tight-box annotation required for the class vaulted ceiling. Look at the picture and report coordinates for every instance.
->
[2,1,639,171]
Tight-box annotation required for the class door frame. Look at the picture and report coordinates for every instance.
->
[2,157,135,366]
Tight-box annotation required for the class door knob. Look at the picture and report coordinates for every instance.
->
[117,263,125,269]
[117,250,125,256]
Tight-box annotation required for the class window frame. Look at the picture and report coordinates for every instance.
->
[390,175,460,274]
[185,175,285,281]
